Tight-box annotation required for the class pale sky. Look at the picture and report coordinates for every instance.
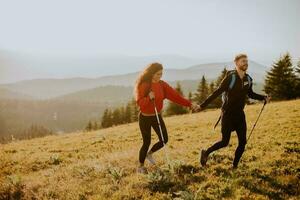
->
[0,0,299,65]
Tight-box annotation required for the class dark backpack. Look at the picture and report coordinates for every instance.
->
[215,71,252,129]
[221,71,252,104]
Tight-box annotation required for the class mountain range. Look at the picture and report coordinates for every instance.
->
[1,60,267,99]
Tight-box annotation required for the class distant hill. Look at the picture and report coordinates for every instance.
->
[0,87,33,100]
[0,98,108,135]
[55,85,134,105]
[0,51,200,84]
[1,60,267,99]
[183,60,267,82]
[53,79,264,105]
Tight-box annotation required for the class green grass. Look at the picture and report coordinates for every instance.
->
[0,100,299,199]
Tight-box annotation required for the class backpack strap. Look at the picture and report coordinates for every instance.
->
[228,72,252,90]
[246,74,252,86]
[228,72,236,90]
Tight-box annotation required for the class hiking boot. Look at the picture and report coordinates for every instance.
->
[137,166,148,174]
[146,152,156,165]
[200,149,208,166]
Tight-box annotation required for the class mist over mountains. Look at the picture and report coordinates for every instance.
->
[0,51,202,83]
[0,51,267,99]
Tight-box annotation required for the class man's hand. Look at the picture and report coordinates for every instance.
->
[149,91,155,100]
[264,95,271,103]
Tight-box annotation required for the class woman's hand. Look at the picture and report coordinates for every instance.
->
[149,91,155,100]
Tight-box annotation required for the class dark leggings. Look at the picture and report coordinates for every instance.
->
[206,111,247,167]
[138,112,168,164]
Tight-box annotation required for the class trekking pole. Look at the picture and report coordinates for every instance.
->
[151,98,173,171]
[247,100,267,142]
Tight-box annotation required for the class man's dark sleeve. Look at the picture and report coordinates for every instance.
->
[248,82,266,100]
[200,73,230,109]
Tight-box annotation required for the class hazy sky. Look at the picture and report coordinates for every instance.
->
[0,0,299,65]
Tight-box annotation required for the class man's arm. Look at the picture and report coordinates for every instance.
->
[200,72,231,109]
[247,81,266,101]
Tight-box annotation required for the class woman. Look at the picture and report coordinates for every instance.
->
[135,62,198,173]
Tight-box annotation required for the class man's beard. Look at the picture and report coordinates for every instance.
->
[240,65,248,71]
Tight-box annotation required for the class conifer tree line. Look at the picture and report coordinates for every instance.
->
[85,98,139,131]
[0,124,53,143]
[86,53,300,130]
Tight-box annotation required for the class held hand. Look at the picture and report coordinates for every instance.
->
[196,105,203,112]
[191,103,202,112]
[149,91,155,100]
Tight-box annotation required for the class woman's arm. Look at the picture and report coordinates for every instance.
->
[161,81,192,107]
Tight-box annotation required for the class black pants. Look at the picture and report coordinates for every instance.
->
[138,112,168,164]
[206,110,247,167]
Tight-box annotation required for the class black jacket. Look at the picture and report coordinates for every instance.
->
[200,70,266,113]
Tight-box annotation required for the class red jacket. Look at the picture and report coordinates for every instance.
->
[136,80,192,114]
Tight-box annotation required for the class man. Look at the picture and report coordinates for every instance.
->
[197,54,270,169]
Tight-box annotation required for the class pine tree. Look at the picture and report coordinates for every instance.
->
[112,108,121,125]
[295,60,300,97]
[101,108,112,128]
[130,98,139,122]
[165,82,188,116]
[101,109,108,128]
[124,102,132,123]
[207,81,216,108]
[93,122,98,130]
[209,82,215,94]
[107,109,113,127]
[193,75,209,104]
[85,121,93,131]
[24,124,53,139]
[119,106,126,124]
[264,53,297,100]
[215,67,228,87]
[296,60,300,75]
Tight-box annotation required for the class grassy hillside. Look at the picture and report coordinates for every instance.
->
[0,100,299,200]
